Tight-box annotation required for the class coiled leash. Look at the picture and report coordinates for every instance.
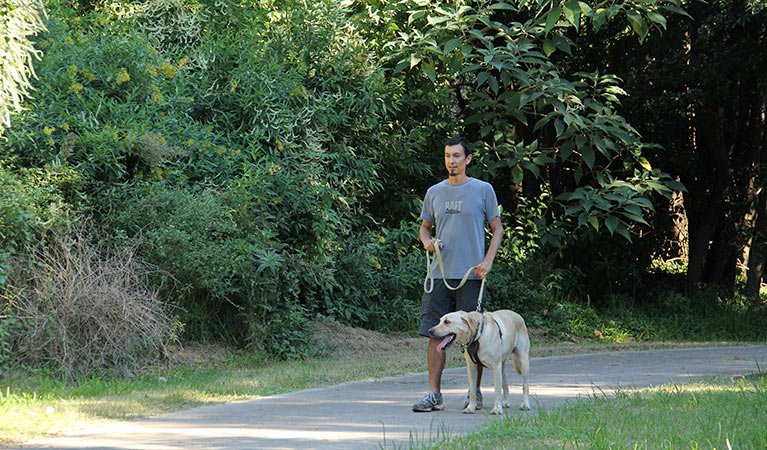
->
[423,238,486,312]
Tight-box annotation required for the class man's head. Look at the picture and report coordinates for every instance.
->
[445,137,472,158]
[444,137,472,179]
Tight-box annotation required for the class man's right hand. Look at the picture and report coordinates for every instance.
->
[424,238,443,253]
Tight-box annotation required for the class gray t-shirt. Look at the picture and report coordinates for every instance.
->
[420,178,500,279]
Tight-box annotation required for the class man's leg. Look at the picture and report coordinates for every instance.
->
[428,337,447,392]
[413,284,450,412]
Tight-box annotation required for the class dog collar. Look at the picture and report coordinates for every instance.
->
[467,312,485,346]
[464,313,487,368]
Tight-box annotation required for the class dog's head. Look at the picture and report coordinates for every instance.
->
[428,311,482,352]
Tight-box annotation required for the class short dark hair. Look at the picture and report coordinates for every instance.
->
[445,137,472,157]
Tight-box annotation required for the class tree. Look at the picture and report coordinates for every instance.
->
[0,0,46,131]
[384,0,685,250]
[602,0,766,292]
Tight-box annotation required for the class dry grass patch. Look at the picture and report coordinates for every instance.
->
[1,234,175,380]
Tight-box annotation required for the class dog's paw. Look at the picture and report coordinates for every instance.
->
[502,400,511,409]
[462,406,477,414]
[490,407,504,415]
[519,403,530,411]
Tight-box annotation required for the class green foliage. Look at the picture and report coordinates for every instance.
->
[89,0,428,354]
[2,7,209,196]
[106,184,286,343]
[0,314,25,373]
[0,0,47,129]
[0,165,79,284]
[385,0,687,248]
[3,0,761,370]
[327,223,422,331]
[134,0,201,55]
[593,0,767,289]
[535,287,767,343]
[487,196,767,342]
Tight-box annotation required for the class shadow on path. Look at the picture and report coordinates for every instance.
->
[12,345,767,450]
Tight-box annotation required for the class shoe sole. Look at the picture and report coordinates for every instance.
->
[412,404,445,412]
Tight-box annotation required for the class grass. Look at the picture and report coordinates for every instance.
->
[412,374,767,449]
[0,349,438,444]
[0,338,750,445]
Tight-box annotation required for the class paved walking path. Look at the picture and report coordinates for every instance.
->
[13,345,767,450]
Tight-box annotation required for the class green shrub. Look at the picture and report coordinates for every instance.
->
[2,8,209,196]
[0,0,46,130]
[326,222,422,332]
[0,0,468,362]
[0,165,80,284]
[107,184,282,338]
[134,0,202,56]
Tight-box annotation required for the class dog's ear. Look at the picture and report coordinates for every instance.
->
[462,315,477,333]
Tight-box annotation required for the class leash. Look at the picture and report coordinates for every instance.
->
[423,238,486,312]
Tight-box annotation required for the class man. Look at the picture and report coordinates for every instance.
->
[412,136,503,412]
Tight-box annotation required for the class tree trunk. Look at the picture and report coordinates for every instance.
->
[745,87,766,297]
[686,198,723,287]
[703,219,738,293]
[661,189,688,261]
[745,190,766,298]
[686,104,731,287]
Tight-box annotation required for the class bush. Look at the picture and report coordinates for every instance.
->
[2,7,209,197]
[1,233,175,379]
[0,0,460,362]
[134,0,202,56]
[325,221,422,332]
[0,165,81,284]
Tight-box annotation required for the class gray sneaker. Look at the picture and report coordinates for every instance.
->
[463,390,483,409]
[412,391,444,412]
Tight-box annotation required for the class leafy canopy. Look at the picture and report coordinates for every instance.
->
[385,0,686,246]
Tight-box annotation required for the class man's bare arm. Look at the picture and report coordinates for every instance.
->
[419,220,441,252]
[475,216,503,278]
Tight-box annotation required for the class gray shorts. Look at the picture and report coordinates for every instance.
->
[418,279,486,337]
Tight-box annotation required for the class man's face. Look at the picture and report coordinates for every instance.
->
[445,144,471,177]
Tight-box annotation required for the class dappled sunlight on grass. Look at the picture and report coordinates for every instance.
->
[0,350,437,444]
[432,375,767,450]
[0,399,106,445]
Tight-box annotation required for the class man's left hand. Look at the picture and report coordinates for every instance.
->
[475,260,492,279]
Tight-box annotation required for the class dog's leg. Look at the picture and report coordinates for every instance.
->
[489,362,504,415]
[463,352,479,413]
[501,360,511,409]
[512,349,530,411]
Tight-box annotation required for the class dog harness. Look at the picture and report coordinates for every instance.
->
[463,315,504,368]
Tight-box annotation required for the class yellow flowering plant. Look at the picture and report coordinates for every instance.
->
[115,67,130,85]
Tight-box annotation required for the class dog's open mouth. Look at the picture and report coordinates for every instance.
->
[436,333,456,353]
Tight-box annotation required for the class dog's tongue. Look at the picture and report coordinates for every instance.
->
[436,335,453,353]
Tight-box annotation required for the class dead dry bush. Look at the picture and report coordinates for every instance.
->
[1,235,176,379]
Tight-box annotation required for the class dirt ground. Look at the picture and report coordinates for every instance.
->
[310,318,555,357]
[311,318,425,356]
[170,318,729,366]
[168,319,429,365]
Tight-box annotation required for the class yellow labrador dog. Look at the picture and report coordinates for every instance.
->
[429,310,530,415]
